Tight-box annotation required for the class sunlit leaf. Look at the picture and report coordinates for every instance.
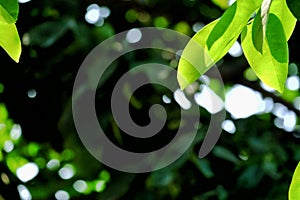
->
[286,0,300,20]
[269,0,297,40]
[177,0,262,89]
[6,154,28,174]
[289,162,300,200]
[206,0,262,56]
[0,0,19,24]
[0,22,21,62]
[241,0,295,93]
[241,18,288,93]
[177,19,218,89]
[206,3,236,50]
[266,14,288,63]
[0,103,8,122]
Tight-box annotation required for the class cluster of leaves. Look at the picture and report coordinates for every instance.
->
[178,0,300,199]
[178,0,299,93]
[0,0,21,62]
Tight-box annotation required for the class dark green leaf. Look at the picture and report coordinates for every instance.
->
[266,14,288,63]
[29,20,72,48]
[269,0,297,40]
[212,146,240,164]
[0,0,19,23]
[206,3,236,49]
[241,31,286,93]
[191,155,214,178]
[252,10,263,53]
[206,0,262,55]
[287,0,300,20]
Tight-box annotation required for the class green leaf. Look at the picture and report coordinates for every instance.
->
[241,0,296,93]
[241,17,288,93]
[269,0,297,40]
[266,14,288,63]
[0,0,19,23]
[0,21,21,62]
[177,0,262,89]
[206,3,236,50]
[177,19,218,89]
[206,0,262,56]
[289,162,300,200]
[212,146,240,164]
[191,155,214,178]
[29,20,72,48]
[0,103,8,122]
[252,9,264,53]
[286,0,300,20]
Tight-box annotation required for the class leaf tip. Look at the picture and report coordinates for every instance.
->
[177,72,188,90]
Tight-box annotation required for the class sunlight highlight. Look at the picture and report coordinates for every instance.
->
[228,41,243,57]
[55,190,70,200]
[126,28,142,43]
[10,124,22,140]
[16,163,39,182]
[286,76,300,91]
[18,0,31,3]
[225,84,264,119]
[17,184,32,200]
[194,85,224,114]
[73,180,88,193]
[222,120,236,134]
[174,89,191,110]
[58,164,75,180]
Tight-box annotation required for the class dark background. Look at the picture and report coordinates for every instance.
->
[0,0,299,199]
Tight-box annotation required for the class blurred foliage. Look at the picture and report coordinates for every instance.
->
[0,0,299,199]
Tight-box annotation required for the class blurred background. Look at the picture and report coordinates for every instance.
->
[0,0,300,199]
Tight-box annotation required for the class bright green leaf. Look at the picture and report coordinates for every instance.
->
[240,0,295,93]
[266,14,288,63]
[269,0,297,40]
[0,103,8,122]
[177,20,218,89]
[241,20,288,93]
[178,0,262,89]
[0,21,21,62]
[6,154,28,174]
[289,162,300,200]
[286,0,300,20]
[206,3,236,50]
[206,0,262,55]
[0,0,19,23]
